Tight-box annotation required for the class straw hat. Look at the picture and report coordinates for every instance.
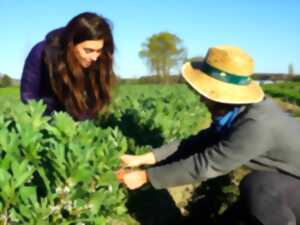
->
[181,45,264,104]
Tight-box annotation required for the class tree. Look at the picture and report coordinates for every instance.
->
[288,64,294,76]
[0,74,13,87]
[139,32,187,77]
[185,56,204,63]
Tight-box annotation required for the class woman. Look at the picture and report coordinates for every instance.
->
[21,12,115,120]
[118,46,300,225]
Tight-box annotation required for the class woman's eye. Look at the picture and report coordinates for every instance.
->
[84,49,102,54]
[84,49,93,54]
[84,48,94,53]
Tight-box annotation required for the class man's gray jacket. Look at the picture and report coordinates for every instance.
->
[147,98,300,189]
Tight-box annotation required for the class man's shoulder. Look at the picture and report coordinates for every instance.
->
[241,98,280,120]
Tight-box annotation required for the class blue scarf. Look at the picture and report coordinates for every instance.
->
[212,107,241,133]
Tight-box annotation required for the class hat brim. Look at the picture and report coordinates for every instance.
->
[182,61,264,104]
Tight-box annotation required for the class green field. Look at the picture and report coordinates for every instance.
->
[262,82,300,117]
[0,82,298,224]
[262,82,300,105]
[0,84,212,225]
[0,86,19,104]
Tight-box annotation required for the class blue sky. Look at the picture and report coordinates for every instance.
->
[0,0,299,79]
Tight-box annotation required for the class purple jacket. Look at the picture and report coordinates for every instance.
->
[20,39,64,115]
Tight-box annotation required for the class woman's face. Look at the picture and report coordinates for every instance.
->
[74,39,104,68]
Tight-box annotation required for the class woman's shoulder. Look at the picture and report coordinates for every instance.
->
[43,27,65,63]
[26,27,64,63]
[26,41,47,61]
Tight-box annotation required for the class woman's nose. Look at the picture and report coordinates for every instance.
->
[91,53,100,61]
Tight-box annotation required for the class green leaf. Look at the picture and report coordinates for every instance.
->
[97,171,117,186]
[52,112,77,138]
[11,160,34,188]
[0,168,11,186]
[19,186,37,204]
[18,203,33,220]
[71,166,94,183]
[115,205,127,215]
[94,216,107,225]
[89,190,106,214]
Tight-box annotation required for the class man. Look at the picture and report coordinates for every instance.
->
[118,45,300,225]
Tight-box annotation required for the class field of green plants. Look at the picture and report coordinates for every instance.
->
[262,82,300,117]
[0,85,211,225]
[0,81,299,225]
[0,87,19,104]
[262,82,300,105]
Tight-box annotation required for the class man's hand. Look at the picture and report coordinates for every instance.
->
[120,154,145,168]
[120,170,148,190]
[120,152,156,168]
[116,168,126,183]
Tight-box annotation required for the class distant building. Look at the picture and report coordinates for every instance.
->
[257,80,275,84]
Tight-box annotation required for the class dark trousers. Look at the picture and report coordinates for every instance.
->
[239,171,300,225]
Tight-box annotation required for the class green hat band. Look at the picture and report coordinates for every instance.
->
[202,62,251,85]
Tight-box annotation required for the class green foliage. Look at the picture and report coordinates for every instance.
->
[291,76,300,82]
[0,86,19,104]
[120,75,185,85]
[139,32,187,77]
[262,82,300,105]
[0,101,129,224]
[0,84,249,224]
[0,75,13,87]
[99,84,210,148]
[0,84,210,224]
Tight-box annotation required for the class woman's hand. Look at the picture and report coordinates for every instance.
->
[120,152,156,168]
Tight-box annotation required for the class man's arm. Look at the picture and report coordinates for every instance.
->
[152,127,215,165]
[147,118,270,189]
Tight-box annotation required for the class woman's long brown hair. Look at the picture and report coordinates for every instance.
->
[47,12,115,120]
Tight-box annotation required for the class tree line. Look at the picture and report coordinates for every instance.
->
[0,74,14,87]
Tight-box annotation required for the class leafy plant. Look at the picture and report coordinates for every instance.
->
[0,101,129,224]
